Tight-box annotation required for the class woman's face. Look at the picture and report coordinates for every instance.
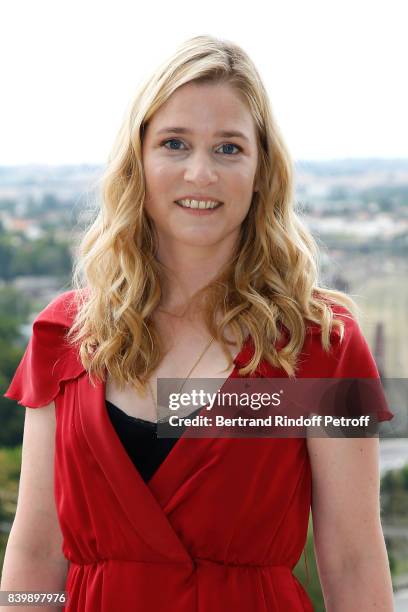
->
[141,81,259,253]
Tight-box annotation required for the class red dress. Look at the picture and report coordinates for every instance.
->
[4,290,394,611]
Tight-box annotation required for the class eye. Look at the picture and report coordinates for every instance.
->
[216,143,242,155]
[160,138,186,151]
[159,138,242,155]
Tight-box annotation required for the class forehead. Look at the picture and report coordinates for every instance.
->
[147,81,257,139]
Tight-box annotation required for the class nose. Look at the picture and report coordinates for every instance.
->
[183,150,218,187]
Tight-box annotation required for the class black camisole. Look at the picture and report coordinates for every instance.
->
[106,400,202,484]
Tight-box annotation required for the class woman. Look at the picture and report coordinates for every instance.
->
[1,35,394,611]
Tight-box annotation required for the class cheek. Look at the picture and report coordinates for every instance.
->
[226,161,256,189]
[227,170,255,204]
[143,161,170,206]
[147,167,176,202]
[143,166,177,220]
[238,163,257,186]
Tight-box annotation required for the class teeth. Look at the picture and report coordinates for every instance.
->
[176,199,221,209]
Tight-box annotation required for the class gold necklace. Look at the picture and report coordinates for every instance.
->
[146,336,214,422]
[156,307,187,318]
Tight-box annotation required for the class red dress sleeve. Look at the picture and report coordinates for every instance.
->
[3,289,85,408]
[326,304,394,423]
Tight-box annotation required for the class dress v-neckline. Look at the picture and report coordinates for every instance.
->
[75,333,271,565]
[79,335,254,490]
[105,344,249,488]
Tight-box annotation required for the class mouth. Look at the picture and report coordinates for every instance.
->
[174,199,223,214]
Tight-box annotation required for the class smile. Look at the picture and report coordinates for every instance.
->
[174,199,223,215]
[175,198,223,210]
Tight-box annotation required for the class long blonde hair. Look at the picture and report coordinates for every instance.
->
[67,34,359,391]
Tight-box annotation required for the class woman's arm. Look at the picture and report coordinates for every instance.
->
[306,433,394,611]
[0,403,69,611]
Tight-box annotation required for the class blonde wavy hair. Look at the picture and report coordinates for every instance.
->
[67,34,359,392]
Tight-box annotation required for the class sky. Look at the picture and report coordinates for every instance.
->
[1,0,407,165]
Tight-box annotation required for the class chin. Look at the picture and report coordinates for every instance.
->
[175,226,221,239]
[175,233,223,248]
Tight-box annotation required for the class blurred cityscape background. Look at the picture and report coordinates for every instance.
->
[0,158,407,609]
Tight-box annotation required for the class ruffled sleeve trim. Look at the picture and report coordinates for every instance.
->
[3,289,86,408]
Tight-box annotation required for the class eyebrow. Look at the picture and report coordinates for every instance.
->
[156,127,250,142]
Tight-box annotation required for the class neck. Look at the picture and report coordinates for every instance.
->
[156,236,237,314]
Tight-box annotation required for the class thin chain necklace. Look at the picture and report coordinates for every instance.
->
[146,336,215,422]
